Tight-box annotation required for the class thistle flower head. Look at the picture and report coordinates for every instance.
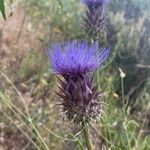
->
[47,40,110,123]
[47,41,110,77]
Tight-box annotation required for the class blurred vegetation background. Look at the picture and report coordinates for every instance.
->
[0,0,150,149]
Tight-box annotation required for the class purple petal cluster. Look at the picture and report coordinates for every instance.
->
[47,41,110,77]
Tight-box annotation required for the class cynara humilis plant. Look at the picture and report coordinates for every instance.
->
[47,41,110,149]
[46,0,111,149]
[82,0,110,40]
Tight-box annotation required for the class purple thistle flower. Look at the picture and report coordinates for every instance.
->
[47,41,110,123]
[81,0,110,37]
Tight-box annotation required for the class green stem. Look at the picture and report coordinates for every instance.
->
[82,121,93,150]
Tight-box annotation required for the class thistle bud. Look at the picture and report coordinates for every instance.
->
[82,0,110,37]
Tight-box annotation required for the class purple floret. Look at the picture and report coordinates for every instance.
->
[47,41,110,77]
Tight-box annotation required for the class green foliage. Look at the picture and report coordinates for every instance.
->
[0,0,6,20]
[25,0,84,41]
[17,50,42,80]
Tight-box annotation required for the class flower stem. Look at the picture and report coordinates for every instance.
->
[82,121,93,150]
